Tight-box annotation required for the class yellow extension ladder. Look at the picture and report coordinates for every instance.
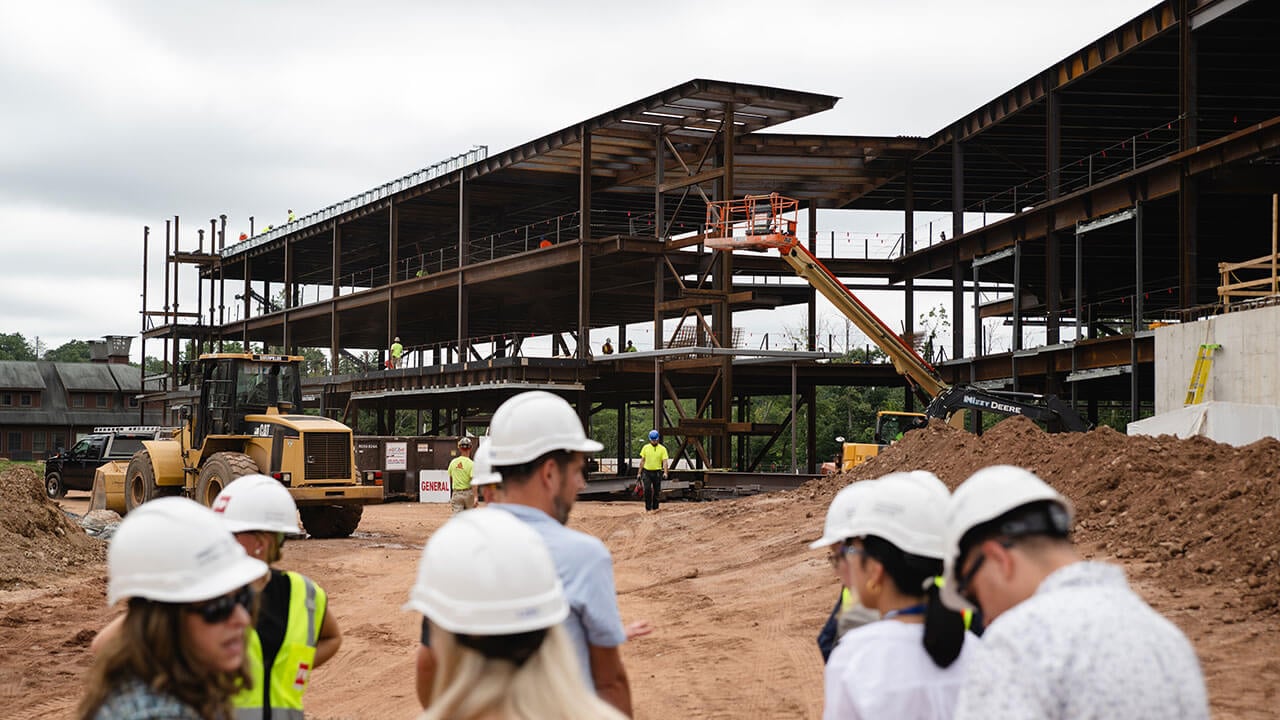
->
[1184,344,1221,406]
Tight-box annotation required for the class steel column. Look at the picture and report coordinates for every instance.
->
[1178,0,1199,308]
[653,129,665,240]
[330,225,341,373]
[387,200,398,351]
[1132,202,1144,420]
[951,136,965,360]
[140,226,149,422]
[904,163,915,411]
[1013,241,1023,352]
[456,171,470,358]
[807,202,817,352]
[283,236,293,352]
[715,101,736,468]
[578,128,592,360]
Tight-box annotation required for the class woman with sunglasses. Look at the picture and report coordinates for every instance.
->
[78,497,268,720]
[213,473,343,720]
[823,475,980,720]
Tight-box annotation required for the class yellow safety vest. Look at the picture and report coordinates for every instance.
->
[234,572,326,720]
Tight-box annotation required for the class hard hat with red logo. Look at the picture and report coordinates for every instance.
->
[212,473,301,535]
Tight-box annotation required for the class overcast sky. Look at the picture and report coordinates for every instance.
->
[0,0,1159,360]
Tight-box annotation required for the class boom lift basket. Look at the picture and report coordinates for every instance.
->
[704,193,800,251]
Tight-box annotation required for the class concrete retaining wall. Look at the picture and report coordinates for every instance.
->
[1153,305,1280,413]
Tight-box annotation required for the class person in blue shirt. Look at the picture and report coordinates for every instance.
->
[486,391,632,716]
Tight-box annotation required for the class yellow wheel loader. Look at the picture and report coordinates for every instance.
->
[94,352,381,537]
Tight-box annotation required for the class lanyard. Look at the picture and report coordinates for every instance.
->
[882,603,927,620]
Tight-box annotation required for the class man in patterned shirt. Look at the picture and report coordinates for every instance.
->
[941,465,1209,720]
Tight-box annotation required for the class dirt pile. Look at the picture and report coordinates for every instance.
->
[0,466,104,590]
[802,416,1280,614]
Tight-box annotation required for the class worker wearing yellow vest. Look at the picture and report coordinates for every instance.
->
[213,474,343,720]
[448,436,477,513]
[637,429,669,512]
[389,336,404,369]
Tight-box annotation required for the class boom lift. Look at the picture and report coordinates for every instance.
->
[94,353,382,537]
[704,194,1088,458]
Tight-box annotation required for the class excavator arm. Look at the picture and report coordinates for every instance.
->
[925,386,1090,432]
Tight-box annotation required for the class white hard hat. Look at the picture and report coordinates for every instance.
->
[940,465,1074,611]
[836,476,947,560]
[108,497,268,605]
[404,507,568,635]
[901,470,950,503]
[212,474,301,535]
[808,479,879,549]
[470,438,503,487]
[487,391,603,466]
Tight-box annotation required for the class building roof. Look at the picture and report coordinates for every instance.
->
[0,361,161,429]
[0,361,47,390]
[109,364,142,392]
[55,363,123,392]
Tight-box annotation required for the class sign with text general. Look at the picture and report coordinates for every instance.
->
[418,469,450,503]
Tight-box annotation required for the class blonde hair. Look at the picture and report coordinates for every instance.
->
[77,599,249,720]
[421,623,626,720]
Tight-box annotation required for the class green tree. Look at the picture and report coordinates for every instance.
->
[917,305,951,364]
[43,340,91,362]
[0,332,36,360]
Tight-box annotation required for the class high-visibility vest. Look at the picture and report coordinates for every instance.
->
[234,572,326,720]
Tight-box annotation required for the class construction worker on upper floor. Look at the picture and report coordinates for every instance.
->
[389,337,403,369]
[624,340,637,352]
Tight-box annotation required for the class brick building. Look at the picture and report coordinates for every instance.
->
[0,338,162,460]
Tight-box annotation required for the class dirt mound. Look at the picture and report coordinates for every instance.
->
[0,467,104,590]
[802,416,1280,614]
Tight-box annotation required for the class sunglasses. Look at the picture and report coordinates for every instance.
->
[827,544,867,568]
[188,585,256,624]
[956,539,1016,605]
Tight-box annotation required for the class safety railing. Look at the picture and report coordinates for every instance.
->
[965,117,1184,225]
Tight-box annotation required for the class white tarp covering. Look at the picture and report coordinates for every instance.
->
[1127,401,1280,447]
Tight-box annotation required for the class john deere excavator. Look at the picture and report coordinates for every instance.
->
[705,194,1088,469]
[94,352,381,537]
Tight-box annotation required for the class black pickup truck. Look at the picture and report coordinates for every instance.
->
[43,427,173,498]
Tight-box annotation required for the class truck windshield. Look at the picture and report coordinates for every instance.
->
[235,361,303,411]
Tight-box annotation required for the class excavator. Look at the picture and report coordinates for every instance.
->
[705,193,1088,469]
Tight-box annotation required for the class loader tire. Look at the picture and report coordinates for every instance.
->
[299,505,363,539]
[125,451,162,513]
[196,452,259,508]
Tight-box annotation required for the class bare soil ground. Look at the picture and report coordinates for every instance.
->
[2,420,1278,719]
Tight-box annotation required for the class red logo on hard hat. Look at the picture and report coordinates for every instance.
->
[212,495,231,513]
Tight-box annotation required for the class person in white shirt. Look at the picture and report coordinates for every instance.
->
[940,465,1209,720]
[823,473,981,720]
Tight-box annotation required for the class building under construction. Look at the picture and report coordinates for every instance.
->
[141,0,1280,477]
